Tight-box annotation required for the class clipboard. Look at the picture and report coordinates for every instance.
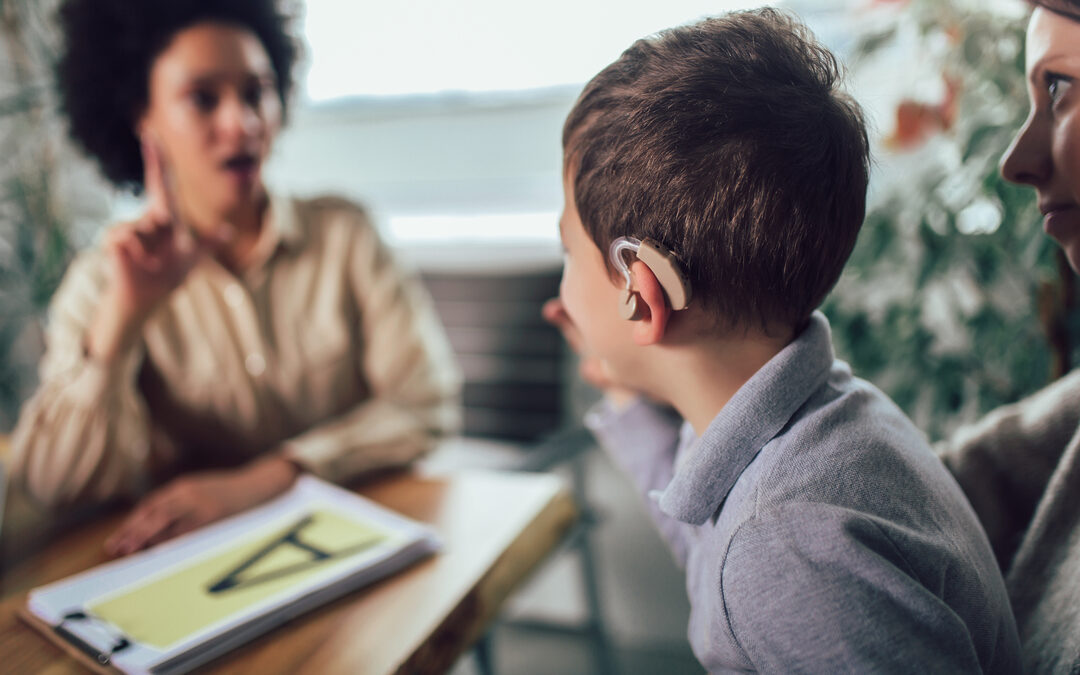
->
[18,605,120,674]
[20,476,441,675]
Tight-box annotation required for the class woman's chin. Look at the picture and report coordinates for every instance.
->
[1045,212,1080,273]
[1065,245,1080,275]
[214,184,264,214]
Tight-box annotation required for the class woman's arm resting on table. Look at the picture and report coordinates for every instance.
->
[105,455,300,556]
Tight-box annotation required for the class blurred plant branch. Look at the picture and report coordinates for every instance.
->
[0,0,79,429]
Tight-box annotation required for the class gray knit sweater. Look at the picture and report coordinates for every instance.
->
[939,369,1080,674]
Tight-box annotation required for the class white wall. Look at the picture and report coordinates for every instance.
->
[264,87,576,251]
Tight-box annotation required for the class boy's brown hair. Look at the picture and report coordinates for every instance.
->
[563,8,870,331]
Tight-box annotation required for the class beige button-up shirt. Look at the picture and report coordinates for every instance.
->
[12,194,462,506]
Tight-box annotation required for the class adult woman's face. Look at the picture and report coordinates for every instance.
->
[138,22,282,228]
[1001,7,1080,270]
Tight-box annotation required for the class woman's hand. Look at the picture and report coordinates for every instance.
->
[104,456,300,556]
[542,297,639,408]
[85,138,233,363]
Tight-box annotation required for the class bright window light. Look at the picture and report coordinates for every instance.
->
[386,212,560,244]
[302,0,771,101]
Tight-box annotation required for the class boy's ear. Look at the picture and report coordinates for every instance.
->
[628,260,670,346]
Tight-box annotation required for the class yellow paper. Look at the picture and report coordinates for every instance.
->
[90,509,387,649]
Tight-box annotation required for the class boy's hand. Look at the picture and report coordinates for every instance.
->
[104,457,300,556]
[542,297,639,407]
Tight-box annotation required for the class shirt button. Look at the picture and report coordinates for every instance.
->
[245,353,266,377]
[224,283,245,308]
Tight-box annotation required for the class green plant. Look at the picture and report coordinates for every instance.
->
[0,0,94,429]
[824,0,1079,439]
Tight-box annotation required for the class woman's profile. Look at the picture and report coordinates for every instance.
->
[938,0,1080,671]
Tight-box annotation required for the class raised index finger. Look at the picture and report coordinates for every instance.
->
[141,135,169,221]
[142,135,196,250]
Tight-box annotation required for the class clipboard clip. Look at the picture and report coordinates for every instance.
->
[55,609,131,666]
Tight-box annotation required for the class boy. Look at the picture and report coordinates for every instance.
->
[545,8,1021,673]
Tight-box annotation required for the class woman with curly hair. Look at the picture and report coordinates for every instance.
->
[11,0,460,555]
[936,0,1080,671]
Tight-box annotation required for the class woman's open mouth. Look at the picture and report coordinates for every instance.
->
[221,153,259,182]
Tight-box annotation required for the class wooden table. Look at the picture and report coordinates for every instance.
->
[0,469,576,674]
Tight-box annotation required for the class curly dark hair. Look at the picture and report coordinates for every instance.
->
[55,0,300,190]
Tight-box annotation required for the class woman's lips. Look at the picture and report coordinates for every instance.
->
[1043,205,1079,238]
[221,154,259,182]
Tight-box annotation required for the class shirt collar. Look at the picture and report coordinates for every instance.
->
[657,311,836,525]
[240,192,304,274]
[264,191,304,250]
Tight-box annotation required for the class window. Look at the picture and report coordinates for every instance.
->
[268,1,854,251]
[301,0,771,100]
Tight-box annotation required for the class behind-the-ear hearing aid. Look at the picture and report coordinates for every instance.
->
[608,236,692,320]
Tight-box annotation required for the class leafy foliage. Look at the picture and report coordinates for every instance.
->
[0,0,107,429]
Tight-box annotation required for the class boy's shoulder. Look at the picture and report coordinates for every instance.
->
[752,360,945,512]
[658,312,937,526]
[716,338,982,565]
[668,315,1018,673]
[723,370,970,567]
[587,313,1019,672]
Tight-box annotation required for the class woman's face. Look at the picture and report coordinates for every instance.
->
[1001,7,1080,270]
[138,22,282,226]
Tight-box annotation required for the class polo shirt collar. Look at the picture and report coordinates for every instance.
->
[657,311,836,525]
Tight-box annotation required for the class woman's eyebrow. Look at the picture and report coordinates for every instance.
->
[1028,54,1076,87]
[186,68,277,87]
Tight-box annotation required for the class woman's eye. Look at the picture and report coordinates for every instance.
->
[244,84,263,107]
[1046,73,1073,107]
[191,89,217,112]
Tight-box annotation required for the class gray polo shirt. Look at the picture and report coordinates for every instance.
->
[587,312,1021,673]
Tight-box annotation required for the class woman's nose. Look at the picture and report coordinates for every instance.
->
[217,95,262,141]
[1000,112,1052,188]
